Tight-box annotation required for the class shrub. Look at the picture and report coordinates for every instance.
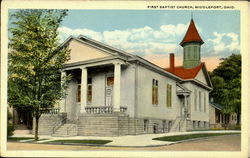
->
[7,109,14,136]
[230,125,241,130]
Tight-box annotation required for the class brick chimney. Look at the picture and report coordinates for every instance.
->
[170,53,175,70]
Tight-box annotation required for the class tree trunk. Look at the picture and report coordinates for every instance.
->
[34,116,39,141]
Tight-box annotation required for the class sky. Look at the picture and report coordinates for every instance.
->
[9,10,240,71]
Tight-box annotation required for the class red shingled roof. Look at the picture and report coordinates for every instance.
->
[164,63,204,80]
[180,19,204,46]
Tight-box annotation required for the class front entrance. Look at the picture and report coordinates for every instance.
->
[180,98,185,117]
[105,76,114,106]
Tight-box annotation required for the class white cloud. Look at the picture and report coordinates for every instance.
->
[207,32,240,54]
[58,24,239,68]
[58,26,103,42]
[160,23,187,36]
[58,24,186,56]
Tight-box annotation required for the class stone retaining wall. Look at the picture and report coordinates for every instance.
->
[34,113,210,136]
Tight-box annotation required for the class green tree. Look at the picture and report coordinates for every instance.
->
[210,54,241,125]
[7,109,14,137]
[8,10,70,140]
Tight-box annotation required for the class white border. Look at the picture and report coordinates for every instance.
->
[1,1,248,157]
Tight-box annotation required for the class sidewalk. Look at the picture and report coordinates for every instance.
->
[10,130,241,147]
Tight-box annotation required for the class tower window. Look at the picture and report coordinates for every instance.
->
[184,47,186,60]
[188,47,191,59]
[194,46,198,59]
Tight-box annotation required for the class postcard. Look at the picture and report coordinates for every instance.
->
[1,0,249,157]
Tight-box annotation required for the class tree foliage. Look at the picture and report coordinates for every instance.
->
[8,9,70,140]
[210,54,241,124]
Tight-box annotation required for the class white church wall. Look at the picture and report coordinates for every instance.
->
[91,72,106,107]
[136,65,180,120]
[183,82,209,122]
[120,65,136,118]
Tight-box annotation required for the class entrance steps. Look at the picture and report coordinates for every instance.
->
[51,124,77,137]
[170,117,187,132]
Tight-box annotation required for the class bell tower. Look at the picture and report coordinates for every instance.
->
[180,19,204,69]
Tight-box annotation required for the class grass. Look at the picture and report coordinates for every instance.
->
[152,133,240,142]
[7,137,34,141]
[7,137,48,142]
[46,139,112,145]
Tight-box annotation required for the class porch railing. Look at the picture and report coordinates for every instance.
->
[85,106,127,114]
[41,108,60,114]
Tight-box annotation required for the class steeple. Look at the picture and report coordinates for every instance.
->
[180,18,204,69]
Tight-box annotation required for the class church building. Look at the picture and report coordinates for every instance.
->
[35,19,213,136]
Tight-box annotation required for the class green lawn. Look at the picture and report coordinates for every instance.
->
[7,137,48,142]
[46,139,112,145]
[7,137,34,141]
[152,133,240,142]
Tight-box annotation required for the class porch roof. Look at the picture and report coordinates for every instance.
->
[210,102,223,110]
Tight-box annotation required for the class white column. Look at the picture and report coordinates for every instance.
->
[60,71,66,112]
[113,62,121,112]
[80,67,87,113]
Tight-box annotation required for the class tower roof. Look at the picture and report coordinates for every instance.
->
[180,19,204,46]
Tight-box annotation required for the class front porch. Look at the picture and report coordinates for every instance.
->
[60,58,130,120]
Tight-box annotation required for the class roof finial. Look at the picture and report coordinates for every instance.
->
[191,12,193,20]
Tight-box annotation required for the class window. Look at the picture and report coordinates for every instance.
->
[199,91,202,112]
[76,78,92,104]
[153,123,158,133]
[194,89,197,111]
[162,120,166,132]
[87,78,92,104]
[185,47,188,59]
[143,119,148,133]
[187,47,191,59]
[77,84,81,102]
[198,47,201,60]
[107,76,114,86]
[166,84,172,107]
[194,46,197,59]
[168,121,172,132]
[184,47,186,60]
[152,79,158,105]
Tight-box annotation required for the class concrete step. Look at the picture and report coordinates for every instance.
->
[52,124,77,137]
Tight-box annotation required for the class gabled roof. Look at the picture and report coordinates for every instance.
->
[164,63,204,80]
[61,34,212,90]
[164,62,213,89]
[180,19,204,46]
[60,35,183,81]
[60,35,134,59]
[210,102,223,110]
